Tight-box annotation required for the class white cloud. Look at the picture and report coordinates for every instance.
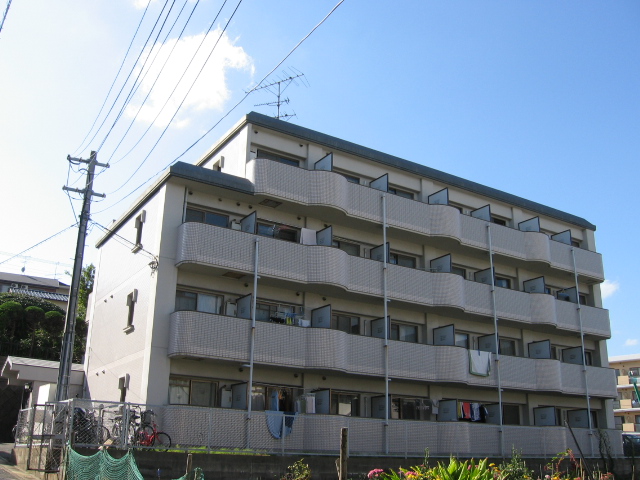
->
[625,339,638,347]
[600,279,620,300]
[126,28,254,127]
[133,0,156,9]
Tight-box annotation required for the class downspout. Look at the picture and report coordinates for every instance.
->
[182,187,188,223]
[382,195,389,454]
[247,239,259,419]
[487,225,504,457]
[571,248,593,452]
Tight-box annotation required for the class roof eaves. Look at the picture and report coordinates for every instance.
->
[243,112,596,231]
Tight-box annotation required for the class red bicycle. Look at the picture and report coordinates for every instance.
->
[135,410,171,450]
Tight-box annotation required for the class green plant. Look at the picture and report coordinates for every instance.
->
[498,448,534,480]
[281,459,311,480]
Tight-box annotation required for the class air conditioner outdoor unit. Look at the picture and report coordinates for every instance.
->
[11,283,19,288]
[20,285,29,290]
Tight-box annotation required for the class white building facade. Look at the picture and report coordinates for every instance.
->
[85,112,617,457]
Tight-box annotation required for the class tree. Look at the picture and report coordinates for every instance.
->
[24,306,45,357]
[0,301,24,344]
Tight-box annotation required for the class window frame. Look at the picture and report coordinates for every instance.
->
[175,289,224,315]
[185,206,230,228]
[389,252,417,269]
[390,321,418,343]
[331,312,361,335]
[388,186,414,199]
[169,375,218,408]
[256,148,301,167]
[332,238,361,257]
[257,221,300,243]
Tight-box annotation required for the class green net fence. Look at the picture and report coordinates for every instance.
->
[66,447,204,480]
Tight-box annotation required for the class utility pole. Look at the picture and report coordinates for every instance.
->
[56,151,108,402]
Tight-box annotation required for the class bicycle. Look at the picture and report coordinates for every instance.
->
[111,407,141,447]
[135,410,171,450]
[72,407,110,445]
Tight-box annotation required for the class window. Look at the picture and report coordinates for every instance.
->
[389,252,417,268]
[494,276,511,289]
[334,170,360,184]
[391,397,431,421]
[503,405,520,425]
[185,207,229,228]
[579,294,588,306]
[250,385,300,412]
[133,211,146,252]
[584,350,593,366]
[451,266,466,278]
[169,376,217,407]
[499,338,517,356]
[257,149,300,167]
[571,239,581,248]
[455,332,469,349]
[391,322,418,343]
[175,290,223,315]
[255,301,299,323]
[125,289,137,333]
[257,222,299,242]
[331,391,360,416]
[333,239,360,256]
[331,314,360,334]
[492,217,507,226]
[388,187,414,199]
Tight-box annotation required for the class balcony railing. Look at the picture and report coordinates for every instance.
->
[168,311,616,398]
[16,399,624,458]
[176,222,611,338]
[248,159,605,281]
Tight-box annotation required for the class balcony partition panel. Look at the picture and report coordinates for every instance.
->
[249,159,604,280]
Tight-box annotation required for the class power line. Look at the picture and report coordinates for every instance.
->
[106,0,242,196]
[94,0,345,216]
[106,0,201,166]
[95,0,180,153]
[0,224,78,267]
[0,0,12,35]
[76,0,174,156]
[72,0,154,156]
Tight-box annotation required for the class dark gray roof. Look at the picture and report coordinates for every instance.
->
[8,288,69,302]
[0,272,69,289]
[242,112,596,230]
[170,162,254,194]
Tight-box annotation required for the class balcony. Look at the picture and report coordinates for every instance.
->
[176,222,611,338]
[619,399,640,410]
[168,311,616,398]
[247,159,604,282]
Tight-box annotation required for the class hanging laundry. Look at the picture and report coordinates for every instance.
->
[470,403,481,421]
[469,350,491,376]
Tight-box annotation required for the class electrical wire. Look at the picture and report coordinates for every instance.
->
[0,224,78,266]
[105,0,200,165]
[77,0,173,156]
[93,0,345,215]
[105,0,234,188]
[106,0,241,196]
[72,0,153,157]
[95,0,179,154]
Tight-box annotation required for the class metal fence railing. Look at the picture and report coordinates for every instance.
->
[14,399,624,460]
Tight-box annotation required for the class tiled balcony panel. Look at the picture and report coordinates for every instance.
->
[248,159,604,281]
[168,311,614,397]
[176,222,610,338]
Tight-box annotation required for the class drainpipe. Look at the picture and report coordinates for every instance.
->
[182,187,188,223]
[487,225,504,457]
[247,239,259,419]
[571,248,593,453]
[382,195,389,454]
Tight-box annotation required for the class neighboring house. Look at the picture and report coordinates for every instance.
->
[84,112,617,457]
[610,354,640,433]
[1,356,84,407]
[0,272,69,310]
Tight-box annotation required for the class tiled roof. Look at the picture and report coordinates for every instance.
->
[8,288,69,302]
[0,271,69,289]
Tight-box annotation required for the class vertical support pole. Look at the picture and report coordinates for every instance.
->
[182,187,188,223]
[571,248,593,454]
[339,427,348,480]
[382,195,389,454]
[57,151,107,401]
[247,239,259,449]
[281,415,286,455]
[487,225,504,457]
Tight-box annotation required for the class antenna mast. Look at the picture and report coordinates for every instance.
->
[251,69,308,121]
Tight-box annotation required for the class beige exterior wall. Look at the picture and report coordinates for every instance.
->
[87,114,615,453]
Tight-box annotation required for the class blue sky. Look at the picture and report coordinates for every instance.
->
[0,1,638,355]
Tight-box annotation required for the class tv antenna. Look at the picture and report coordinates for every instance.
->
[251,68,308,121]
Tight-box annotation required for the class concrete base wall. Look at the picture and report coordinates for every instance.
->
[12,446,640,480]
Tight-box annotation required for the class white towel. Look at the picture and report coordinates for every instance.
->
[300,228,317,245]
[469,350,491,376]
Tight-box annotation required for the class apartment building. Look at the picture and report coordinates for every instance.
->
[610,354,640,433]
[84,112,618,457]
